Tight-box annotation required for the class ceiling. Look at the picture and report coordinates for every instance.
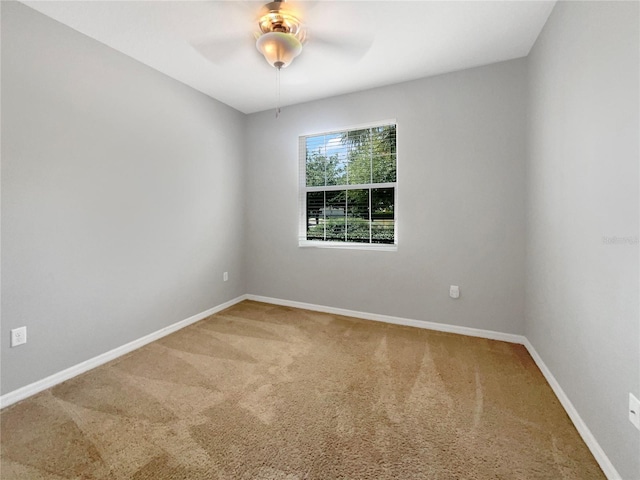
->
[22,1,556,114]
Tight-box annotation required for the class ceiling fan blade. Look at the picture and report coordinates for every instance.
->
[300,1,376,62]
[190,34,254,65]
[187,0,263,65]
[306,32,374,62]
[285,0,319,18]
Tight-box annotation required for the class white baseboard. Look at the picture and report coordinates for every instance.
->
[246,294,527,345]
[0,293,621,480]
[523,339,621,480]
[0,294,248,409]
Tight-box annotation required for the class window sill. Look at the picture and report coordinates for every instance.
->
[298,241,397,252]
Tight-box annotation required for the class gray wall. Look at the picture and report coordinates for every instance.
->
[526,2,640,479]
[245,59,527,335]
[1,2,246,395]
[4,2,637,477]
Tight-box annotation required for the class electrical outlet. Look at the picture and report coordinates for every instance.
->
[11,326,27,347]
[449,285,460,299]
[630,393,640,430]
[223,272,228,282]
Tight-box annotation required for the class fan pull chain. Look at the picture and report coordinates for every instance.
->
[275,66,282,118]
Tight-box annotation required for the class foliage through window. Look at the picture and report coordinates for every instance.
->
[299,123,397,247]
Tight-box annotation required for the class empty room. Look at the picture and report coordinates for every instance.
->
[1,0,638,479]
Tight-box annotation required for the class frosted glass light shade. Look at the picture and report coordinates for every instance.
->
[256,32,302,69]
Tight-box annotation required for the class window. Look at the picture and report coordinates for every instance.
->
[299,122,397,249]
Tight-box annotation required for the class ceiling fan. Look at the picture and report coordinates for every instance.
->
[191,0,373,116]
[255,0,305,69]
[192,0,373,71]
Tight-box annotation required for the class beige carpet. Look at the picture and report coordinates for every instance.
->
[1,300,604,479]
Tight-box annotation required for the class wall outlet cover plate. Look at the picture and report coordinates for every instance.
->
[10,326,27,347]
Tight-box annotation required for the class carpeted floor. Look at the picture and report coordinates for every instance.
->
[1,300,604,479]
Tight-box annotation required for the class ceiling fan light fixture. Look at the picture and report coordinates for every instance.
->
[256,31,302,69]
[255,0,304,69]
[254,0,305,116]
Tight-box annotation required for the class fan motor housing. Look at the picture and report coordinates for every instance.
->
[258,1,301,36]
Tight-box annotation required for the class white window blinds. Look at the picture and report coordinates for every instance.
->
[299,122,397,248]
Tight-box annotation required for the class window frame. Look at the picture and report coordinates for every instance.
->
[298,120,398,251]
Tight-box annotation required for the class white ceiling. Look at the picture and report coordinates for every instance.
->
[22,1,556,114]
